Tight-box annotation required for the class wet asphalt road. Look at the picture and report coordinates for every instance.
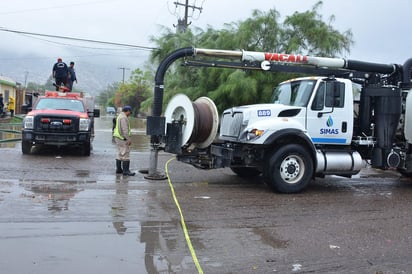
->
[1,117,412,273]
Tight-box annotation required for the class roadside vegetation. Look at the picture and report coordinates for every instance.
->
[28,1,353,117]
[147,1,352,113]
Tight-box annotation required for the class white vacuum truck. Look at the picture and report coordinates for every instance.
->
[146,47,412,193]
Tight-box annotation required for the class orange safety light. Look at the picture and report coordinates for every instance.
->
[66,93,80,98]
[63,119,72,125]
[41,118,50,123]
[45,91,58,97]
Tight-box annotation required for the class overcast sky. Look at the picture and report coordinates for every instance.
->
[0,0,411,86]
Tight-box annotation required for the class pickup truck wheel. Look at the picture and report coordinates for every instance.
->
[22,141,32,154]
[230,167,261,178]
[268,144,313,193]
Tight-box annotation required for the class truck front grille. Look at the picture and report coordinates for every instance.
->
[34,115,78,133]
[220,112,243,138]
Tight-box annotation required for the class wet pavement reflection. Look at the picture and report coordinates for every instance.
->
[0,115,197,273]
[0,122,21,148]
[0,175,196,273]
[28,181,83,212]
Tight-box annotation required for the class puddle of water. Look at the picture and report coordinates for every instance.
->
[0,221,148,274]
[0,123,21,148]
[0,220,196,274]
[0,179,198,273]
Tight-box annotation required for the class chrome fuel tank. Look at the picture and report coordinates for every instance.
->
[316,150,364,175]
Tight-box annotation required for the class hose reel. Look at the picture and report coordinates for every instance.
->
[164,94,219,149]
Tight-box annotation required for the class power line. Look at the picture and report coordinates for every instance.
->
[18,32,148,51]
[0,27,157,51]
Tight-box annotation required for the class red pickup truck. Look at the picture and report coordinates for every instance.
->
[21,91,100,156]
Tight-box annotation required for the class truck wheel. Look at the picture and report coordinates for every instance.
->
[268,144,313,193]
[22,141,32,154]
[83,142,91,156]
[230,167,261,178]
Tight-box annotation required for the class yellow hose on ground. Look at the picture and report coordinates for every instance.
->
[165,157,204,274]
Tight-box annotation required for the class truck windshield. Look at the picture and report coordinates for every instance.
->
[272,80,316,107]
[35,98,85,112]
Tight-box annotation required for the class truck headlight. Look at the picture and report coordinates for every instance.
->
[246,128,265,141]
[23,116,34,129]
[79,118,90,131]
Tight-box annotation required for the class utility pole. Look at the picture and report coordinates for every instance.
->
[24,71,29,87]
[118,67,130,83]
[173,0,203,32]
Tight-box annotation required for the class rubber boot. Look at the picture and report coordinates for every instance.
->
[116,159,123,174]
[122,160,135,176]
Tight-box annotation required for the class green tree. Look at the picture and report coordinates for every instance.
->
[114,68,152,116]
[26,82,46,92]
[96,82,119,108]
[282,1,352,56]
[149,1,353,112]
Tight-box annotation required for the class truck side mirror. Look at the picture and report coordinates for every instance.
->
[333,81,343,107]
[318,80,340,117]
[89,108,100,118]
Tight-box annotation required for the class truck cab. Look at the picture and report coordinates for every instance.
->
[274,77,353,145]
[21,91,100,156]
[212,77,363,192]
[219,77,355,147]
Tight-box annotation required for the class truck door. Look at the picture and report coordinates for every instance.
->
[306,79,353,145]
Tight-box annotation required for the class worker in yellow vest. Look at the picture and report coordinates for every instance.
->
[7,96,15,117]
[112,105,135,176]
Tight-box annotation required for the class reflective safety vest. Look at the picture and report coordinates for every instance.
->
[113,112,131,140]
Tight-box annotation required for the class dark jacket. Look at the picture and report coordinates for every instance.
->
[53,62,69,78]
[68,67,77,81]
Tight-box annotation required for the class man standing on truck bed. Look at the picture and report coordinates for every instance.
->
[68,61,77,91]
[113,106,136,176]
[52,58,69,91]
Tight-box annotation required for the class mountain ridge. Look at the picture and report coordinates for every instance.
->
[0,49,150,95]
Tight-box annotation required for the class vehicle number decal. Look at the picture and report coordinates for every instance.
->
[257,109,271,117]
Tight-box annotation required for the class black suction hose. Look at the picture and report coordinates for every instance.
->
[151,47,195,143]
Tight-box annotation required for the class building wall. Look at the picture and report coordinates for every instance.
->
[0,76,24,114]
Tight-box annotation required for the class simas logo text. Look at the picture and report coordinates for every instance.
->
[320,128,339,134]
[320,116,339,134]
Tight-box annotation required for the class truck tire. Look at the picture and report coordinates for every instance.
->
[230,167,261,178]
[83,142,91,156]
[22,141,32,155]
[267,144,313,193]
